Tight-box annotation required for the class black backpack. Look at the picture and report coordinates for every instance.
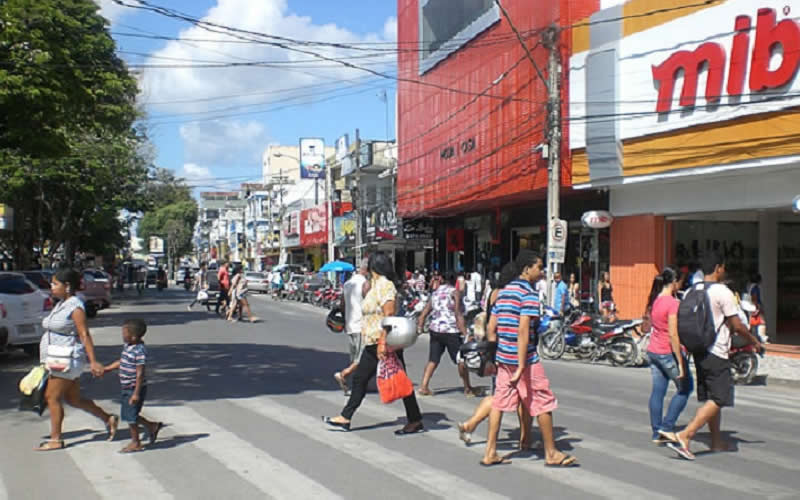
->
[677,282,721,354]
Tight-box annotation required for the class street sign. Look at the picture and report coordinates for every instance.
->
[548,218,567,264]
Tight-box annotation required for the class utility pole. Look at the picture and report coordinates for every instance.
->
[543,26,561,307]
[326,153,334,263]
[278,167,286,265]
[354,129,363,263]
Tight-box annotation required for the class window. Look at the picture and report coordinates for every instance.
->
[419,0,499,74]
[0,274,36,295]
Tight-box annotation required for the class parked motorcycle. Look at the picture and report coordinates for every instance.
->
[541,309,641,366]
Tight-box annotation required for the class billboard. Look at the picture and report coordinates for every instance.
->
[333,212,357,245]
[365,204,399,241]
[300,205,328,247]
[299,138,325,179]
[149,236,164,254]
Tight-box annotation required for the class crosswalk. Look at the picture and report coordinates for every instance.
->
[2,380,800,500]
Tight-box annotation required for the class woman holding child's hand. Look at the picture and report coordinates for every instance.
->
[35,269,119,451]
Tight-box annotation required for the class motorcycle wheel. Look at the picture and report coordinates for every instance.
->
[731,352,758,385]
[609,336,638,367]
[540,329,566,360]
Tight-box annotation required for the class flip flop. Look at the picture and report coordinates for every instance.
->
[480,457,512,467]
[35,440,65,451]
[457,423,472,445]
[545,455,579,467]
[667,435,696,461]
[658,430,679,443]
[150,422,164,445]
[107,415,119,442]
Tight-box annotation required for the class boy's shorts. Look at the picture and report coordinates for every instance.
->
[493,362,558,417]
[121,386,147,424]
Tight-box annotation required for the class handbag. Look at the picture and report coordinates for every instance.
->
[44,328,75,373]
[376,351,414,404]
[197,290,209,302]
[19,365,49,415]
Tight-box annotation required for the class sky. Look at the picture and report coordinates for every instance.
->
[96,0,398,192]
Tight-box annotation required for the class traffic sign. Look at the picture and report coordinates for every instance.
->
[548,218,567,264]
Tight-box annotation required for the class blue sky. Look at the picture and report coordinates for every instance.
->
[99,0,398,191]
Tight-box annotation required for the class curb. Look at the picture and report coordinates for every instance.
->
[763,376,800,389]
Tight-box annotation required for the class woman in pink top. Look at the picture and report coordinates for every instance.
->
[646,267,693,444]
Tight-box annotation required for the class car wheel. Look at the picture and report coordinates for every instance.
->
[86,305,98,318]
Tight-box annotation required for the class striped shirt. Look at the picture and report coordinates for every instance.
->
[491,279,540,366]
[120,343,147,390]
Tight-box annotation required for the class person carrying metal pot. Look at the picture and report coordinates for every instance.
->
[323,253,424,435]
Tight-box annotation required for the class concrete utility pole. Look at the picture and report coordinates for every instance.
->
[326,153,334,263]
[544,26,561,307]
[354,129,363,263]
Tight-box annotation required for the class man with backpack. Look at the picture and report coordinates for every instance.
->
[668,253,762,461]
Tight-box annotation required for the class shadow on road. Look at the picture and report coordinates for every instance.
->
[1,342,351,411]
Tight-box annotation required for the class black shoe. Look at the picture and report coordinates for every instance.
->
[322,416,350,431]
[394,422,425,436]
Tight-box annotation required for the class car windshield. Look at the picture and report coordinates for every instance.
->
[0,274,36,295]
[85,270,107,280]
[246,273,264,279]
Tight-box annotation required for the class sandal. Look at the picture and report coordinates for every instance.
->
[480,456,512,467]
[120,443,144,453]
[107,414,119,442]
[416,388,433,397]
[150,422,164,445]
[545,454,579,467]
[35,439,65,451]
[457,423,472,445]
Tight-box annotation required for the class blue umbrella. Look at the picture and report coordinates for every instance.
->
[319,260,355,273]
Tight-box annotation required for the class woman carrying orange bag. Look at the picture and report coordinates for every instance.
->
[323,253,424,435]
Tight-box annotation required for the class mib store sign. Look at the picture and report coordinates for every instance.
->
[569,1,800,149]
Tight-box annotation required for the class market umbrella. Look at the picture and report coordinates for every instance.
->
[319,260,355,272]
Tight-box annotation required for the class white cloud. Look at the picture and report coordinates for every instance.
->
[181,163,212,181]
[179,119,269,166]
[139,0,397,115]
[95,0,128,24]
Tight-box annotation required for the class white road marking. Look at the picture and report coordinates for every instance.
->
[145,404,343,500]
[229,396,510,500]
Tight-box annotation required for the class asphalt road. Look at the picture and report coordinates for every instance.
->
[1,287,799,500]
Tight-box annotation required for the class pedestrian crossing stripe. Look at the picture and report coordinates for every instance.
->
[309,391,677,500]
[0,471,7,500]
[144,404,343,500]
[228,396,509,500]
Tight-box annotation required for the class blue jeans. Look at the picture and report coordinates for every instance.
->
[648,352,693,438]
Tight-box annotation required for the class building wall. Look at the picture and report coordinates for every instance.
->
[609,215,668,319]
[396,0,598,218]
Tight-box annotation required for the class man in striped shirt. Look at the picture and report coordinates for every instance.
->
[481,250,577,467]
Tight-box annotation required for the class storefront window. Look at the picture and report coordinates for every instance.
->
[778,223,800,337]
[673,221,758,290]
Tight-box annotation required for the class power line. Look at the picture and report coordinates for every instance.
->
[494,0,547,86]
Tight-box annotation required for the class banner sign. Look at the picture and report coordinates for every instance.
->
[366,204,399,241]
[299,138,325,179]
[300,205,328,247]
[402,219,434,240]
[334,212,357,245]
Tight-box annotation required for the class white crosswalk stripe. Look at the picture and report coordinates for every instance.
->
[0,472,8,500]
[228,396,510,500]
[143,404,344,500]
[65,411,173,500]
[309,391,678,500]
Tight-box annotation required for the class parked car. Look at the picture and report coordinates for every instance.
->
[245,272,269,293]
[0,272,52,356]
[22,270,55,292]
[78,268,112,318]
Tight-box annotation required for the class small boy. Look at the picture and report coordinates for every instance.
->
[104,318,163,453]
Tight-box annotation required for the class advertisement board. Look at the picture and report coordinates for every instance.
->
[333,212,357,245]
[365,204,399,241]
[299,138,325,179]
[402,219,434,240]
[300,205,328,247]
[149,236,164,254]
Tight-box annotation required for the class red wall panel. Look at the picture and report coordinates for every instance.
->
[396,0,599,217]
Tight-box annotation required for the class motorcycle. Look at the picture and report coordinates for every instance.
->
[730,336,763,385]
[541,309,641,366]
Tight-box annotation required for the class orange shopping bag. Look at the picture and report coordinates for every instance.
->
[376,351,414,404]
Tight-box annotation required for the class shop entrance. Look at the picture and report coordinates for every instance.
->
[778,222,800,341]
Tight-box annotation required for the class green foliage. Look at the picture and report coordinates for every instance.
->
[0,0,145,266]
[138,199,198,259]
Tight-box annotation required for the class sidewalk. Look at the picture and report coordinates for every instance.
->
[760,344,800,387]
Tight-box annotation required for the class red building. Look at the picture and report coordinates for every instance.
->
[397,0,602,273]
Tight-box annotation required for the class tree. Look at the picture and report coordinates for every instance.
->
[0,0,145,267]
[138,199,198,274]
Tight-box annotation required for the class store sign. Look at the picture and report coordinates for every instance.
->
[283,211,300,237]
[334,212,357,245]
[581,211,614,229]
[300,205,328,247]
[299,138,325,179]
[569,2,800,149]
[403,219,434,240]
[365,205,399,241]
[149,236,164,254]
[652,8,800,113]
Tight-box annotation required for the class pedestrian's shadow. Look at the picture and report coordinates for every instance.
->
[146,433,209,451]
[350,411,450,432]
[691,430,763,455]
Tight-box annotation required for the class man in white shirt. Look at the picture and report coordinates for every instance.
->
[669,253,762,461]
[333,258,369,395]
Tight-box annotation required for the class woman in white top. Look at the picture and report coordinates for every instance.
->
[36,269,118,451]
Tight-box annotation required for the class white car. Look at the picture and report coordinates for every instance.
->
[245,272,269,293]
[0,272,52,356]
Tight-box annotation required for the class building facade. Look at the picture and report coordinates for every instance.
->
[569,0,800,341]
